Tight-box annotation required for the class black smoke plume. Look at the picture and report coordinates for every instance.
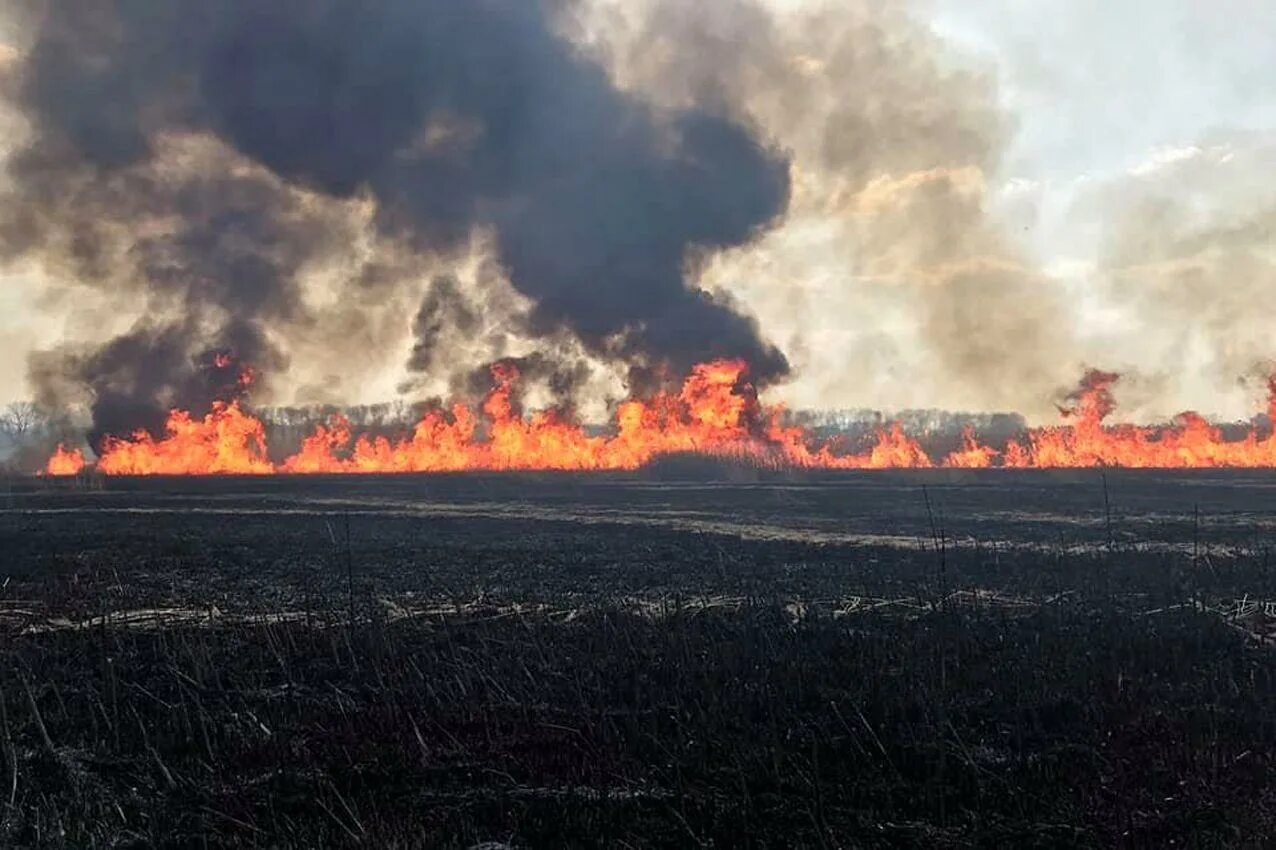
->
[2,0,790,442]
[405,275,481,380]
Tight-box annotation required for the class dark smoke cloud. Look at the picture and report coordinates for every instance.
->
[3,0,790,439]
[575,0,1081,417]
[405,275,481,379]
[458,352,593,415]
[1,130,354,441]
[28,318,278,446]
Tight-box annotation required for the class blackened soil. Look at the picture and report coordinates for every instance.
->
[2,470,1276,847]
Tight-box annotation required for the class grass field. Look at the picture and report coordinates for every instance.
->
[3,470,1276,847]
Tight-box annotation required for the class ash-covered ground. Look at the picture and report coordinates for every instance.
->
[4,469,1276,847]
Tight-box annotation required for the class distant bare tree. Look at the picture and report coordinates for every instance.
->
[0,401,47,441]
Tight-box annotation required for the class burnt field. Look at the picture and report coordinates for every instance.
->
[3,470,1276,847]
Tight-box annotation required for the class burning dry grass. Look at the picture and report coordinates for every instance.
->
[40,362,1276,478]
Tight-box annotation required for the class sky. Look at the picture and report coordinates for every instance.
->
[1,0,1273,420]
[934,0,1274,173]
[929,0,1275,257]
[926,0,1276,419]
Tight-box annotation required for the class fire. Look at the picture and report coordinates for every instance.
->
[45,360,1276,475]
[44,444,86,476]
[997,370,1276,468]
[96,402,273,475]
[283,360,790,473]
[943,426,998,469]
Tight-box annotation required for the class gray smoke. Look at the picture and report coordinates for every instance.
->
[574,0,1083,417]
[405,275,482,380]
[1,0,790,443]
[1073,135,1276,419]
[2,132,352,441]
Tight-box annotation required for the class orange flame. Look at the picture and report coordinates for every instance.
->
[996,370,1276,468]
[49,361,1276,475]
[943,426,998,469]
[96,402,273,475]
[282,359,794,473]
[44,444,86,476]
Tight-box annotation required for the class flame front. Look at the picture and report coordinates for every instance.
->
[96,402,273,475]
[44,444,86,476]
[53,361,1276,475]
[942,426,998,469]
[282,360,782,473]
[998,371,1276,468]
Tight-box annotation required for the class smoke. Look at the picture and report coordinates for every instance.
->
[1070,135,1276,420]
[50,324,273,446]
[577,0,1275,423]
[1,131,363,436]
[6,0,1268,431]
[1,0,789,441]
[406,275,481,380]
[571,0,1082,418]
[583,0,1276,423]
[459,352,595,418]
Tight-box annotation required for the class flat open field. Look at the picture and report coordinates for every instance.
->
[4,470,1276,847]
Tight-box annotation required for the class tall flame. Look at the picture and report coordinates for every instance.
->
[998,370,1276,468]
[96,402,273,475]
[283,360,787,473]
[942,426,998,469]
[44,444,86,476]
[48,361,1276,475]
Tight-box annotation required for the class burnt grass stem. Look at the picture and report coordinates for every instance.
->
[2,470,1276,846]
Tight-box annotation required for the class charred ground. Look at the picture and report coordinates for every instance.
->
[3,470,1276,846]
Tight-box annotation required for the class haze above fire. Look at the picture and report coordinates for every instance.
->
[0,0,1273,425]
